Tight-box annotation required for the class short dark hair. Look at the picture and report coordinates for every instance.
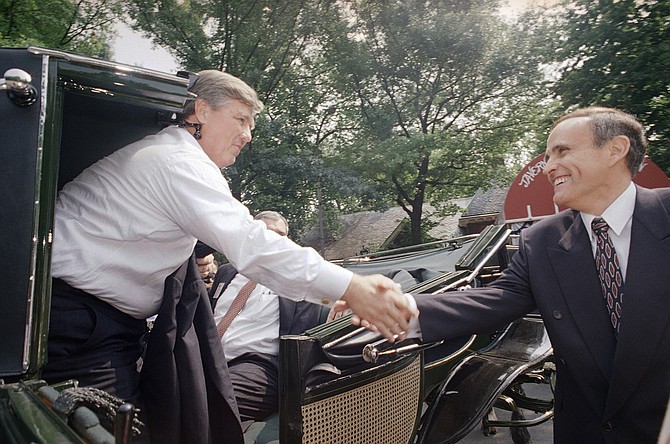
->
[551,107,647,177]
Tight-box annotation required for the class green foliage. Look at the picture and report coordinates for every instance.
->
[225,111,384,235]
[126,0,336,90]
[324,0,554,244]
[0,0,121,57]
[124,0,211,71]
[123,0,556,245]
[551,0,670,174]
[126,0,377,235]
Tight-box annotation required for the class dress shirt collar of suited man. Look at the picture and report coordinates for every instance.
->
[543,107,647,217]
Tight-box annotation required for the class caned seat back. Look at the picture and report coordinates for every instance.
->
[279,334,423,444]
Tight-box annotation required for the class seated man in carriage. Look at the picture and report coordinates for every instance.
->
[206,210,324,431]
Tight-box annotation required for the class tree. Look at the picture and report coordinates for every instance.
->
[125,0,379,234]
[550,0,670,174]
[0,0,121,57]
[124,0,556,244]
[324,0,554,244]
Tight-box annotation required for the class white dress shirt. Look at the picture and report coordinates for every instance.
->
[213,274,280,361]
[52,126,351,318]
[580,181,636,280]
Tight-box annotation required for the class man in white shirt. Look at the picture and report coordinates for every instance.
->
[209,210,323,430]
[44,70,415,412]
[376,107,670,443]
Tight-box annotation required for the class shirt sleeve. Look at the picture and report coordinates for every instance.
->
[404,293,422,339]
[151,148,352,307]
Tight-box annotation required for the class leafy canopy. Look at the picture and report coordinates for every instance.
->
[324,0,554,243]
[0,0,121,57]
[551,0,670,174]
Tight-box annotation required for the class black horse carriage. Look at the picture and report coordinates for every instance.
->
[0,47,554,443]
[274,225,555,444]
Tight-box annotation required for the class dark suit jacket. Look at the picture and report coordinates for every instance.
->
[140,256,244,444]
[416,185,670,444]
[209,263,323,337]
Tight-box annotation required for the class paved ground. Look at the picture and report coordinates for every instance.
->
[458,381,554,443]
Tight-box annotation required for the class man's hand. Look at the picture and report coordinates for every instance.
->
[340,274,419,343]
[326,300,352,322]
[197,254,217,290]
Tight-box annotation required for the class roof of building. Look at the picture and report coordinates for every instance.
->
[301,186,507,261]
[301,198,474,261]
[461,185,507,217]
[301,206,407,260]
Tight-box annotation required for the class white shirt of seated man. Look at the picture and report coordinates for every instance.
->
[212,212,288,361]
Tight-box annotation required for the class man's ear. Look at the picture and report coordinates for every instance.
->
[609,135,630,167]
[193,99,209,123]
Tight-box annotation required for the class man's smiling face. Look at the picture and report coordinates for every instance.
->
[543,117,614,214]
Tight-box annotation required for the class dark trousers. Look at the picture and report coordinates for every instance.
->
[43,278,147,405]
[228,353,279,431]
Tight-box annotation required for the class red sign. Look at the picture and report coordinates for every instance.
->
[503,154,670,223]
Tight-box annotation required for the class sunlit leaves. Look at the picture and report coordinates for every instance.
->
[551,0,670,173]
[0,0,121,57]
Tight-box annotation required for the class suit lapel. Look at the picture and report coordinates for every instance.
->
[548,212,617,380]
[606,187,670,416]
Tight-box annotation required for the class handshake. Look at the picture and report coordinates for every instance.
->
[331,273,419,343]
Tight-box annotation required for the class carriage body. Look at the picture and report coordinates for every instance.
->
[0,46,193,443]
[278,226,555,444]
[0,47,553,444]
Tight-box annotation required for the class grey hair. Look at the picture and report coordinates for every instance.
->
[254,210,289,232]
[551,106,647,177]
[182,70,264,116]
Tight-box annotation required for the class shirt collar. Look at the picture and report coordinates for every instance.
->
[581,182,636,237]
[166,125,202,148]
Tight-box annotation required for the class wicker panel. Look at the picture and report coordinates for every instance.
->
[301,355,421,444]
